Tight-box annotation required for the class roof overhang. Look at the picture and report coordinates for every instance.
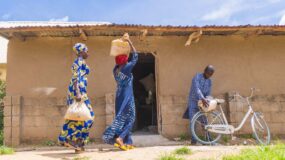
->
[1,21,285,40]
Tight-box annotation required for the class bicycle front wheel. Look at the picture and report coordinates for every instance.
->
[190,111,223,145]
[251,112,270,145]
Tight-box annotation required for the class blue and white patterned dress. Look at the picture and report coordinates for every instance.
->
[102,52,138,145]
[58,57,94,147]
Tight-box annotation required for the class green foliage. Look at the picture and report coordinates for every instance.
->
[238,134,253,139]
[174,147,192,155]
[223,143,285,160]
[0,80,6,101]
[72,156,91,160]
[0,130,3,146]
[178,133,189,141]
[159,154,185,160]
[0,146,14,155]
[222,135,230,143]
[0,80,5,146]
[42,140,56,146]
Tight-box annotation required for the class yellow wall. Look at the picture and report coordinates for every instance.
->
[7,35,285,98]
[5,35,285,142]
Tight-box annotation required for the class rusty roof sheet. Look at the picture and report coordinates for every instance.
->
[1,21,285,39]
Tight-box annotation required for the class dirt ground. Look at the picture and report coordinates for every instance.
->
[1,145,250,160]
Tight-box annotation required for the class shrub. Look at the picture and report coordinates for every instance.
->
[0,146,14,155]
[174,147,192,155]
[223,143,285,160]
[159,154,185,160]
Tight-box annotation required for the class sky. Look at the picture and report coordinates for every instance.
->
[0,0,285,63]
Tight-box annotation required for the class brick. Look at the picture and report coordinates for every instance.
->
[4,127,11,139]
[105,93,115,104]
[280,101,285,112]
[106,115,114,125]
[12,96,22,106]
[4,105,21,116]
[93,105,106,116]
[89,125,106,139]
[260,102,281,112]
[94,97,106,106]
[162,113,188,125]
[46,97,57,106]
[228,101,237,112]
[23,98,41,106]
[268,123,284,134]
[22,105,43,116]
[270,112,285,123]
[229,112,237,123]
[236,101,245,112]
[105,104,114,115]
[263,113,271,123]
[173,95,187,104]
[57,97,67,106]
[159,95,173,105]
[161,124,188,138]
[22,116,49,127]
[44,105,66,117]
[3,96,12,107]
[21,126,49,139]
[93,115,106,126]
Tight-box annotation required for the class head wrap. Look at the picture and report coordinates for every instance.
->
[115,54,128,65]
[73,43,88,54]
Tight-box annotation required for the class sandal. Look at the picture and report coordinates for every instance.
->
[75,148,83,154]
[126,145,135,150]
[114,143,128,151]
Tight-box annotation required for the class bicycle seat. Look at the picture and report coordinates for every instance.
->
[216,99,225,104]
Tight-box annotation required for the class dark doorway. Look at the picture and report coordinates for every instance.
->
[133,53,157,134]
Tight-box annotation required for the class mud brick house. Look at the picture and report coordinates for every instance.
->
[1,21,285,146]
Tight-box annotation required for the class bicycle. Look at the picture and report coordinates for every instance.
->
[190,88,270,145]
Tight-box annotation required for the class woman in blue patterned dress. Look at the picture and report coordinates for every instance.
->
[58,43,94,153]
[102,37,138,151]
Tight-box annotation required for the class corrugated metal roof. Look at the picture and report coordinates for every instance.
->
[1,21,285,40]
[0,21,112,29]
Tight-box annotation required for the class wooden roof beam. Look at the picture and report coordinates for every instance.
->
[79,29,88,41]
[12,32,26,41]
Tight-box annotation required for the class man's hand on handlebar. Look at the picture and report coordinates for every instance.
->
[202,98,209,108]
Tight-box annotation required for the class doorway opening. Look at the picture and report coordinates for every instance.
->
[133,53,157,134]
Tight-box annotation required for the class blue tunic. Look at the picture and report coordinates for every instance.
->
[103,52,138,145]
[183,73,212,119]
[183,73,212,143]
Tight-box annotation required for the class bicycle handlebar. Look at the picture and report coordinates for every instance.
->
[233,88,260,100]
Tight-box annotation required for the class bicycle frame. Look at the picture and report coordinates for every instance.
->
[206,91,255,134]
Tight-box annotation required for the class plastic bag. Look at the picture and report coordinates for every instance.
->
[64,102,93,121]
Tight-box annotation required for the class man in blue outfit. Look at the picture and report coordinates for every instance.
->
[183,65,215,145]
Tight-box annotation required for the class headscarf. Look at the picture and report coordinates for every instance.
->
[115,54,128,65]
[73,43,88,54]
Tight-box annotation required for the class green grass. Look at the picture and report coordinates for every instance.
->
[42,140,56,146]
[0,130,3,146]
[223,143,285,160]
[222,135,230,143]
[159,154,185,160]
[72,156,91,160]
[0,146,14,155]
[174,146,192,155]
[178,133,189,141]
[237,134,254,139]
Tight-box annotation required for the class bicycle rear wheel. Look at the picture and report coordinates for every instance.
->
[251,112,270,145]
[190,111,223,145]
